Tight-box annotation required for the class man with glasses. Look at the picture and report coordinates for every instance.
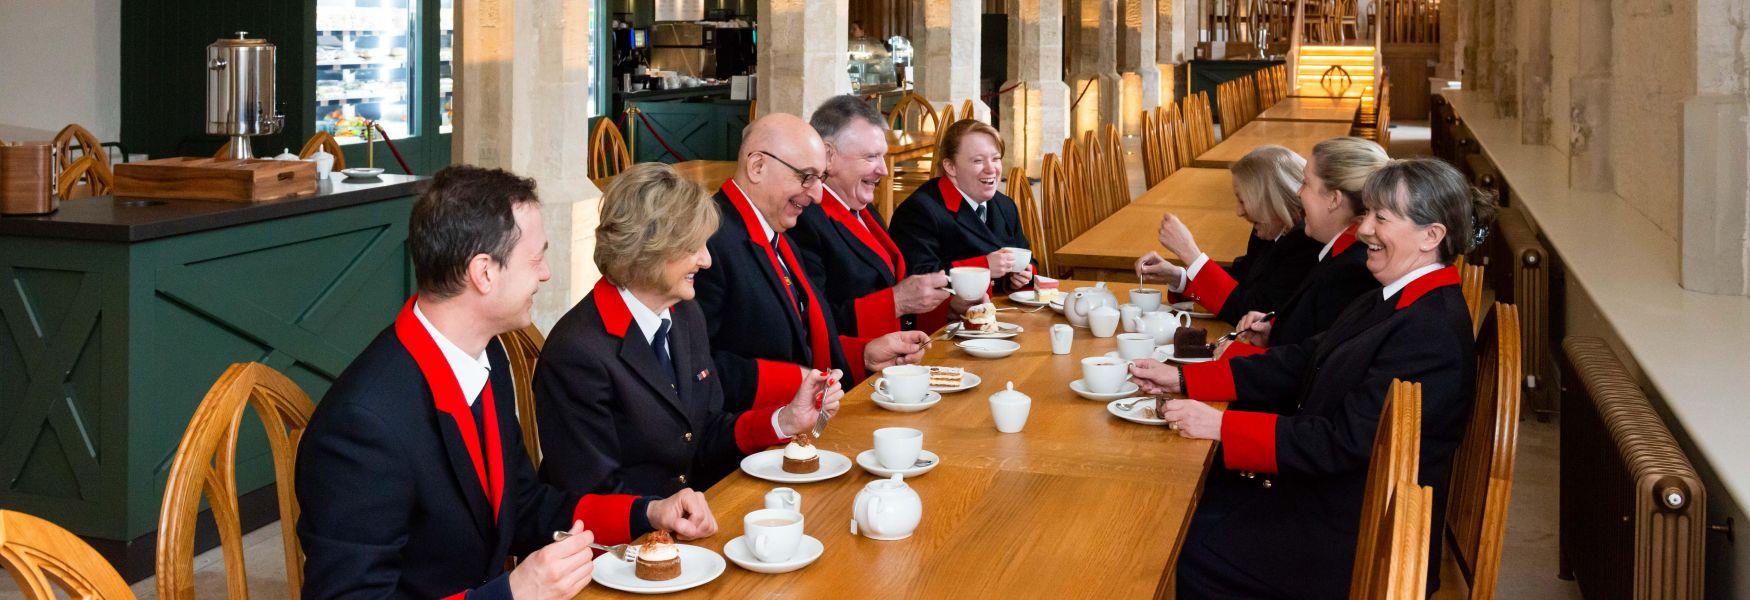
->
[694,113,929,412]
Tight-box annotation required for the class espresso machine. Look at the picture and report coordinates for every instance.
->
[206,32,284,160]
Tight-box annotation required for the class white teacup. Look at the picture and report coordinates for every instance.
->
[1050,324,1074,355]
[744,508,805,563]
[875,365,930,403]
[1119,303,1143,333]
[1129,287,1163,312]
[873,427,924,470]
[1116,333,1156,361]
[1081,356,1132,394]
[948,267,990,302]
[1089,306,1121,338]
[1002,247,1032,274]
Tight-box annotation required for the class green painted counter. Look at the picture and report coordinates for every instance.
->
[0,175,424,577]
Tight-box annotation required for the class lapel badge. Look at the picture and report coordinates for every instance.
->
[697,369,709,381]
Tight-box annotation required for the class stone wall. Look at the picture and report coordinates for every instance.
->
[1607,0,1694,239]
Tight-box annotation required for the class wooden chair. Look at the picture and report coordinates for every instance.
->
[55,156,100,199]
[0,510,134,600]
[877,154,898,220]
[1038,153,1072,278]
[960,99,975,120]
[1350,379,1424,600]
[1433,303,1523,600]
[1141,109,1167,187]
[1102,124,1131,213]
[1461,263,1487,336]
[1009,166,1049,277]
[929,104,958,178]
[51,124,112,196]
[748,99,759,122]
[157,362,315,600]
[589,118,633,181]
[497,324,548,469]
[1354,484,1435,600]
[887,92,940,136]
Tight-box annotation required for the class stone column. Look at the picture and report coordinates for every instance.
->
[1517,0,1551,144]
[756,0,848,120]
[1068,0,1124,136]
[1465,0,1495,95]
[1679,0,1750,295]
[914,0,990,122]
[1490,0,1516,117]
[455,0,600,331]
[1567,0,1612,193]
[1002,0,1072,174]
[1118,0,1162,136]
[1437,0,1462,79]
[1154,0,1183,109]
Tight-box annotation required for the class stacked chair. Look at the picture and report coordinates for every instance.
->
[1217,74,1263,134]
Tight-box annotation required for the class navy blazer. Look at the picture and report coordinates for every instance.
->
[1183,225,1323,324]
[887,177,1033,293]
[296,303,648,600]
[693,181,852,412]
[535,279,784,498]
[1266,226,1379,348]
[1181,266,1475,597]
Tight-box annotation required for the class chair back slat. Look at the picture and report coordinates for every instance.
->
[0,510,134,600]
[589,118,633,181]
[157,363,315,600]
[1354,484,1435,599]
[497,325,547,468]
[297,132,348,170]
[1039,153,1071,278]
[1102,124,1130,214]
[1442,303,1523,599]
[1350,379,1423,599]
[878,154,898,221]
[888,92,940,137]
[1462,263,1487,335]
[1009,166,1047,275]
[52,124,112,196]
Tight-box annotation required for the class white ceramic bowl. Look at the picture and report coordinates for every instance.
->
[956,338,1021,359]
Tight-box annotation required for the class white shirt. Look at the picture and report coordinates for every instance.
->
[1317,231,1343,262]
[1381,262,1446,300]
[734,180,779,242]
[616,286,789,437]
[412,302,492,405]
[942,178,989,218]
[1167,253,1211,293]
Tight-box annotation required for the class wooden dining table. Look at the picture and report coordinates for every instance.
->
[1255,97,1362,124]
[598,160,737,193]
[579,282,1231,598]
[1051,168,1253,282]
[1191,120,1355,169]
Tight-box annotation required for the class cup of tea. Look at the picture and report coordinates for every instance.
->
[873,427,924,470]
[948,267,990,302]
[1002,247,1032,274]
[744,508,805,563]
[1129,287,1163,312]
[875,365,931,403]
[1081,356,1132,394]
[1116,333,1156,361]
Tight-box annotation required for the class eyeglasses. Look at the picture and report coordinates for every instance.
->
[754,150,830,188]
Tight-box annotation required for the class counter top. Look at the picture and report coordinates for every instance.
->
[1441,90,1750,506]
[0,174,425,243]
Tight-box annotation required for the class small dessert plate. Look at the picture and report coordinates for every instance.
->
[929,370,981,393]
[855,449,940,478]
[339,167,385,179]
[1007,290,1049,307]
[592,544,726,593]
[1157,344,1216,364]
[1107,398,1170,426]
[739,449,852,484]
[1169,301,1216,319]
[953,322,1022,340]
[957,338,1020,359]
[872,390,942,412]
[1048,299,1066,314]
[1069,379,1140,401]
[724,534,824,574]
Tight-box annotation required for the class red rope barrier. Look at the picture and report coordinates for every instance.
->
[372,123,414,175]
[1069,78,1096,110]
[629,109,689,163]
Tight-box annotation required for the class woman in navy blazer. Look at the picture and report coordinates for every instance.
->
[1129,158,1495,598]
[888,119,1035,294]
[535,163,843,498]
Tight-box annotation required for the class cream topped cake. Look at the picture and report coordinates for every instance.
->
[781,432,820,474]
[634,530,681,581]
[964,302,1000,332]
[1035,278,1063,304]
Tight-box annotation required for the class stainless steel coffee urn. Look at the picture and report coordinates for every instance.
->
[206,32,283,160]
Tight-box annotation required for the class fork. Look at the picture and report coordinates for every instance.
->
[554,530,637,562]
[1117,395,1163,411]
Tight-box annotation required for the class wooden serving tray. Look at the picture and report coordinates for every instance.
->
[113,157,318,202]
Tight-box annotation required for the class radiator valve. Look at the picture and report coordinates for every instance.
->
[1659,485,1686,511]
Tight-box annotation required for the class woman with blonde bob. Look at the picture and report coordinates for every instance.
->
[1137,145,1319,324]
[535,162,842,497]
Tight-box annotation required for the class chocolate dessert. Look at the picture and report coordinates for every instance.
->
[1173,326,1214,359]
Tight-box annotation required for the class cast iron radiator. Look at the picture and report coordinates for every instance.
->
[1489,206,1553,420]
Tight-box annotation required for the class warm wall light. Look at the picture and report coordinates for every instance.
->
[653,0,703,22]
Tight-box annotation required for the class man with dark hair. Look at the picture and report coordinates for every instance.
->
[791,94,973,346]
[297,164,718,599]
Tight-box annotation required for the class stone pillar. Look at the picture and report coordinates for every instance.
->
[1068,0,1124,136]
[756,0,848,120]
[1002,0,1073,174]
[1437,0,1462,79]
[1466,0,1495,95]
[1517,0,1551,144]
[1679,0,1750,295]
[1567,0,1612,193]
[915,0,990,122]
[1119,0,1162,136]
[1490,0,1517,117]
[1156,0,1187,63]
[455,0,600,331]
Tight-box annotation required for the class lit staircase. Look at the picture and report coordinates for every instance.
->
[1292,45,1377,99]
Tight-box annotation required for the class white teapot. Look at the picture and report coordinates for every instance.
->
[1141,310,1193,345]
[1066,284,1118,328]
[850,474,922,541]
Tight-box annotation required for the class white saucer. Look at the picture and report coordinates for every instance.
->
[855,449,941,477]
[1069,379,1140,401]
[339,167,385,179]
[1107,398,1170,426]
[592,544,725,593]
[872,389,942,412]
[1048,299,1065,314]
[724,534,824,574]
[929,370,982,393]
[1158,344,1216,364]
[1169,301,1215,319]
[953,322,1022,339]
[739,449,853,483]
[1007,290,1050,307]
[957,338,1020,359]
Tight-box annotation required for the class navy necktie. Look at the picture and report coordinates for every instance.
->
[652,317,676,384]
[974,204,988,225]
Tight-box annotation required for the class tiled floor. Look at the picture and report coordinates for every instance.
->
[1,120,1581,599]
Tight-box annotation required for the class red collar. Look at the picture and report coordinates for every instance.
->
[392,297,504,519]
[722,179,774,246]
[591,277,633,338]
[1395,265,1461,310]
[1328,224,1359,257]
[820,188,903,275]
[937,177,964,212]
